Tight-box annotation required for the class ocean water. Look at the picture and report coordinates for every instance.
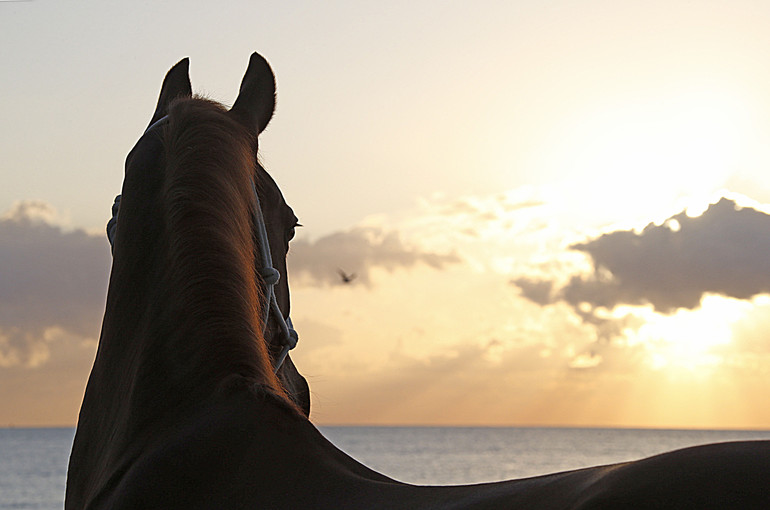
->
[2,426,770,509]
[320,426,770,485]
[0,428,74,510]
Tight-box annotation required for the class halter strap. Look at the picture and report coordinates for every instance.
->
[250,180,299,373]
[107,114,298,373]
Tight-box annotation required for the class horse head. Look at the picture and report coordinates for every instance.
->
[133,52,310,415]
[67,53,310,508]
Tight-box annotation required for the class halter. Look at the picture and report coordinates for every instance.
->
[250,179,299,373]
[108,115,298,373]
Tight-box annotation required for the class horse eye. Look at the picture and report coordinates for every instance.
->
[287,221,301,241]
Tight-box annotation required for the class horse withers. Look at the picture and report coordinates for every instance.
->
[66,53,770,509]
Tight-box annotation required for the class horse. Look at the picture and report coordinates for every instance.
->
[66,53,770,509]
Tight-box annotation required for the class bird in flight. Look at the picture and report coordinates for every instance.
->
[337,269,357,284]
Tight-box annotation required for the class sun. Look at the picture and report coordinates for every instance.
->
[630,295,750,372]
[641,308,729,372]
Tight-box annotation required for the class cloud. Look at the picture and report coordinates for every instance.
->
[414,189,548,242]
[435,194,545,221]
[568,352,603,369]
[514,197,770,315]
[288,226,460,286]
[0,201,110,367]
[513,278,554,306]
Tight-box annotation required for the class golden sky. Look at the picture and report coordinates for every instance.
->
[3,1,770,428]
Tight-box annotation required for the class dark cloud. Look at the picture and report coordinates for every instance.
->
[0,201,110,366]
[514,197,770,316]
[513,277,554,306]
[288,227,460,286]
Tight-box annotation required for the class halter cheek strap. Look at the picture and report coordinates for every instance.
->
[250,180,299,373]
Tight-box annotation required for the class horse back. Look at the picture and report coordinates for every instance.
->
[571,440,770,509]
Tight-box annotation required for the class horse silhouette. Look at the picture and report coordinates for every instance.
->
[66,53,770,509]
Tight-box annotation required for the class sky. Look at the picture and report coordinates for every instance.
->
[3,1,770,429]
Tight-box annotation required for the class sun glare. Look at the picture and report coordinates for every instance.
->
[627,296,750,372]
[641,310,729,372]
[532,84,755,225]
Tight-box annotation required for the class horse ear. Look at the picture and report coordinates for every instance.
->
[148,58,192,129]
[229,52,276,134]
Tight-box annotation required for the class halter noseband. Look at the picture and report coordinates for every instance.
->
[108,115,298,373]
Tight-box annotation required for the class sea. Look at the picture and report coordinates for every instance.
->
[2,426,770,509]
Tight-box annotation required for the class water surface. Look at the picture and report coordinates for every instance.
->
[3,426,770,508]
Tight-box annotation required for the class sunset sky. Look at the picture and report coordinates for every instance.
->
[3,1,770,429]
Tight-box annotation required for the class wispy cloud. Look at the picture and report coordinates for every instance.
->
[288,226,460,286]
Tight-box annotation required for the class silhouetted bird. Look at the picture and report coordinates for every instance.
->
[337,269,357,284]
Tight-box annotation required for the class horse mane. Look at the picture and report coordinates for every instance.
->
[155,97,284,397]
